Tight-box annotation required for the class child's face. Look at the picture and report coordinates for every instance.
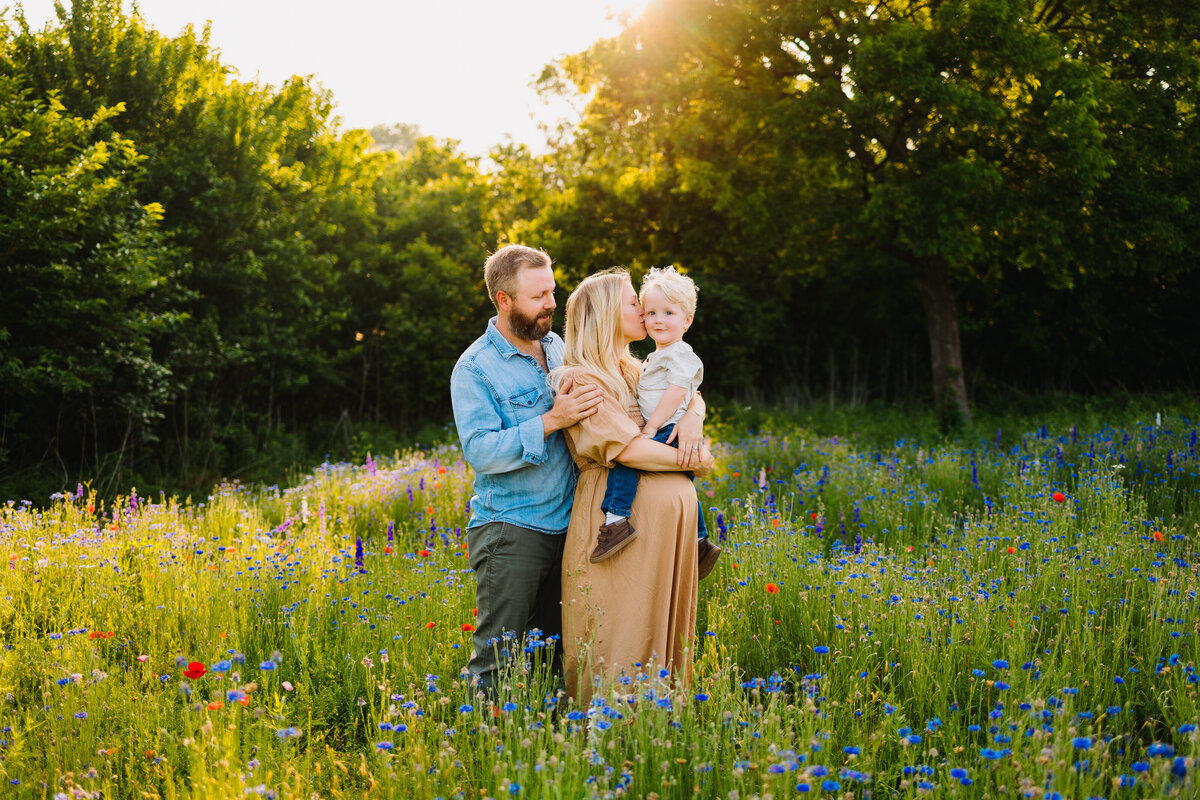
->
[641,286,693,347]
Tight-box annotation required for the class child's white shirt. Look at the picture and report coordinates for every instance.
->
[637,341,704,427]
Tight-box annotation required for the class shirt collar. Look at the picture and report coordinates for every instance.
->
[486,316,555,360]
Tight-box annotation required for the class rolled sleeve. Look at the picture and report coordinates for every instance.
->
[518,415,548,465]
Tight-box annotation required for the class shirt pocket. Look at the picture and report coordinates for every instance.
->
[507,386,542,409]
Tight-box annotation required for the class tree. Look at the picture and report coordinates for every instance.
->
[541,0,1200,422]
[0,60,179,481]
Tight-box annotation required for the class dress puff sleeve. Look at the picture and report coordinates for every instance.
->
[561,371,642,469]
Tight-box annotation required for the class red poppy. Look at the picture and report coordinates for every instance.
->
[419,549,431,557]
[1052,492,1065,503]
[437,466,447,474]
[384,546,392,554]
[765,583,780,594]
[207,701,224,711]
[1007,547,1016,554]
[810,512,818,520]
[1152,531,1164,542]
[462,623,475,632]
[425,621,435,629]
[472,608,477,617]
[183,661,207,680]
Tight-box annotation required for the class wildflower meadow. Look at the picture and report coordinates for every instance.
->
[1,406,1198,799]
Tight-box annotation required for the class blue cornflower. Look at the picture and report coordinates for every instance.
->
[843,746,860,755]
[259,661,277,671]
[375,740,393,750]
[458,704,473,714]
[950,768,968,779]
[992,659,1009,670]
[814,645,830,655]
[1148,743,1176,758]
[820,779,840,792]
[1131,761,1149,773]
[994,681,1010,691]
[1072,737,1092,750]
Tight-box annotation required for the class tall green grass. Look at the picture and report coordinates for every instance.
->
[1,406,1197,798]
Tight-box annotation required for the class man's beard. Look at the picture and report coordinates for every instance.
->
[511,308,553,341]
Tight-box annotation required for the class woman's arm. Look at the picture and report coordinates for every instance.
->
[615,436,714,478]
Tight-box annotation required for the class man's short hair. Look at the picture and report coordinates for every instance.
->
[484,245,552,308]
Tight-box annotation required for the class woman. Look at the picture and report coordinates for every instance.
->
[551,268,714,703]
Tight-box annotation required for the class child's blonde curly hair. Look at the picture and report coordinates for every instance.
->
[639,266,698,317]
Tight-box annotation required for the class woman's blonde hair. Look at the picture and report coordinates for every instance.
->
[551,268,643,403]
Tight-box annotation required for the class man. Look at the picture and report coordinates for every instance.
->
[450,244,602,696]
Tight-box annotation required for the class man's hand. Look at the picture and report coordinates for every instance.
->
[542,377,603,437]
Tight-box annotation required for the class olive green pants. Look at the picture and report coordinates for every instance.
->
[466,521,565,695]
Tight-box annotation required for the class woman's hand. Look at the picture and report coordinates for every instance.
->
[690,443,716,479]
[667,407,705,467]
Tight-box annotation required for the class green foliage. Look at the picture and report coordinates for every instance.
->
[0,1,499,495]
[534,0,1200,409]
[2,0,1199,499]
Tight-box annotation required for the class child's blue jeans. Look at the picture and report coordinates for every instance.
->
[601,423,709,538]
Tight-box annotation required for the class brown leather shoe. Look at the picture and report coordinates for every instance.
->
[590,518,638,563]
[697,537,721,580]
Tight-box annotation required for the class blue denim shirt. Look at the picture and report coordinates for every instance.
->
[451,317,576,534]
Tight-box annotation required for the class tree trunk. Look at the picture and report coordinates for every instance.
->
[913,258,972,426]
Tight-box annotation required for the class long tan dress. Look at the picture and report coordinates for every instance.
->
[560,375,699,703]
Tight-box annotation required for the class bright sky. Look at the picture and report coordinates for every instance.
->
[12,0,644,156]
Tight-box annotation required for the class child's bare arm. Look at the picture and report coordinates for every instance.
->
[642,385,689,436]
